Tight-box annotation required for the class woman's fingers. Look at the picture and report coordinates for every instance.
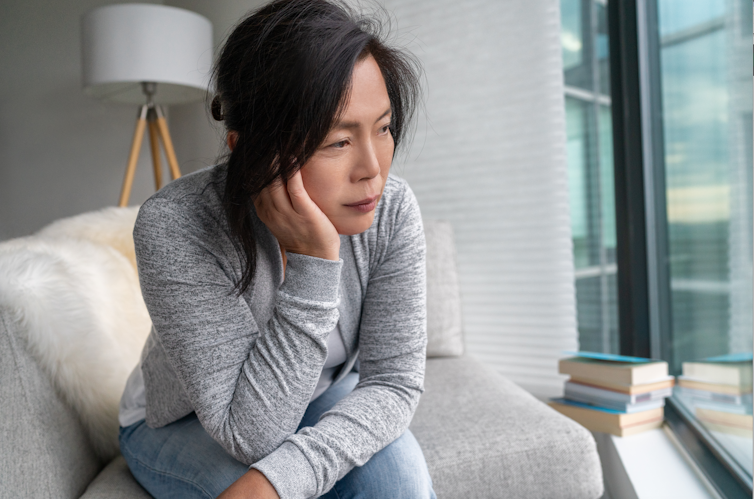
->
[260,170,320,219]
[286,170,318,216]
[253,169,340,261]
[254,178,289,225]
[265,177,290,214]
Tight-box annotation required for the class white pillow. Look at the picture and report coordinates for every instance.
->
[0,207,150,461]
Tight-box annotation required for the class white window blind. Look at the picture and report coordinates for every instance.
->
[382,0,575,398]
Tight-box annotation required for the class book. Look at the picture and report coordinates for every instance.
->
[569,376,675,395]
[704,353,753,363]
[678,397,753,416]
[548,398,664,437]
[696,407,753,438]
[677,377,752,396]
[559,356,669,385]
[682,360,752,387]
[564,381,670,412]
[563,393,664,414]
[700,422,753,439]
[562,351,664,363]
[675,385,753,406]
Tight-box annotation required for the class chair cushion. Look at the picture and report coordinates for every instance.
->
[0,307,102,498]
[410,356,604,499]
[80,456,151,499]
[424,220,464,357]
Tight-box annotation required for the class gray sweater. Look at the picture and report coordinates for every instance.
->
[133,164,427,499]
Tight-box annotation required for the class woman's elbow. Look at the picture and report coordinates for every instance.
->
[212,414,293,465]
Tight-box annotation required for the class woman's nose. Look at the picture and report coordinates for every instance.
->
[352,140,381,182]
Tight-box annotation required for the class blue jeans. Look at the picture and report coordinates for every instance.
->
[119,372,436,499]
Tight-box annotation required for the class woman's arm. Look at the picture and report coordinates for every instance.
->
[134,190,342,465]
[250,180,427,499]
[218,469,279,499]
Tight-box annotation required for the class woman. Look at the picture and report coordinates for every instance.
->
[118,1,434,498]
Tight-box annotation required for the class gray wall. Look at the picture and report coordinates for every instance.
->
[0,0,263,241]
[0,0,158,240]
[163,0,268,176]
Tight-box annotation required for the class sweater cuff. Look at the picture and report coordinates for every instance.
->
[251,441,318,499]
[280,252,342,304]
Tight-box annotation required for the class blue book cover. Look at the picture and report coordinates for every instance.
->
[550,397,628,414]
[702,352,753,363]
[562,351,662,364]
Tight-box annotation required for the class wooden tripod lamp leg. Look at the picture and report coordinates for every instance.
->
[154,106,182,181]
[119,106,149,207]
[147,118,163,191]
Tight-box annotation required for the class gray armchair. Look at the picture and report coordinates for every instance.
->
[0,210,603,498]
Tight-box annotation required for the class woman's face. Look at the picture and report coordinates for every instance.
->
[300,55,394,236]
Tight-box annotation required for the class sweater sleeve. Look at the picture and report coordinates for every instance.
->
[133,197,342,466]
[251,184,428,499]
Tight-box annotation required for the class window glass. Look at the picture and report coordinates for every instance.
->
[561,0,583,71]
[562,0,620,354]
[657,0,753,476]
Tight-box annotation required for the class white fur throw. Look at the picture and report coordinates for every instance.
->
[0,207,151,461]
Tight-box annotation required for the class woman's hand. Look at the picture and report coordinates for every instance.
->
[218,469,280,499]
[254,170,340,261]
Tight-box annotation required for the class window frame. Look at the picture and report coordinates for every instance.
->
[606,0,753,496]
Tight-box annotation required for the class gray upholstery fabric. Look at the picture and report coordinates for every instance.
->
[0,306,102,498]
[1,212,601,498]
[424,220,464,358]
[410,356,604,499]
[80,456,152,499]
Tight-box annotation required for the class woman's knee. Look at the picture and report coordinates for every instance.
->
[119,415,248,499]
[333,430,435,499]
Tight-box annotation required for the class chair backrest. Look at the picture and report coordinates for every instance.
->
[424,220,464,357]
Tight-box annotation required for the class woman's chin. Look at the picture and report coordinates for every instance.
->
[332,213,376,236]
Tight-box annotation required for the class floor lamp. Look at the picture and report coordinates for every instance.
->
[81,4,213,207]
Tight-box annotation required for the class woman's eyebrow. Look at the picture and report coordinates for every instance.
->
[333,108,392,131]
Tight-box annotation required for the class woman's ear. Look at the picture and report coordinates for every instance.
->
[227,131,239,151]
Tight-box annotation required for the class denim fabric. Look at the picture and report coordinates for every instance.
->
[119,372,435,499]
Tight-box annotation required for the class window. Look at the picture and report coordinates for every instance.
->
[561,0,620,355]
[657,0,753,488]
[564,0,753,495]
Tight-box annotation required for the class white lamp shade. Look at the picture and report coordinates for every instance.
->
[81,3,213,105]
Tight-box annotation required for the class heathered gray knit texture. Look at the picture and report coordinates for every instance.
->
[133,164,427,499]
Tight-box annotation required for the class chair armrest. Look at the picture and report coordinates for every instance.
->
[80,456,151,499]
[410,356,604,498]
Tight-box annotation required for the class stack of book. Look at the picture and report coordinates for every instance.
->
[548,352,674,437]
[676,353,753,438]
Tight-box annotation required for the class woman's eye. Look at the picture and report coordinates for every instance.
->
[379,124,391,134]
[330,140,348,149]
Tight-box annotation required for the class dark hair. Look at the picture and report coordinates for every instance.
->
[211,0,421,295]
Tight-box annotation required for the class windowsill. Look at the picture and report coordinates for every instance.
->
[593,426,717,499]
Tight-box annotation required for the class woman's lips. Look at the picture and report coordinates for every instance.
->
[344,195,379,213]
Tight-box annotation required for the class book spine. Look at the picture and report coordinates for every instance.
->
[565,382,631,403]
[683,364,750,385]
[565,393,664,413]
[559,360,631,384]
[676,387,751,405]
